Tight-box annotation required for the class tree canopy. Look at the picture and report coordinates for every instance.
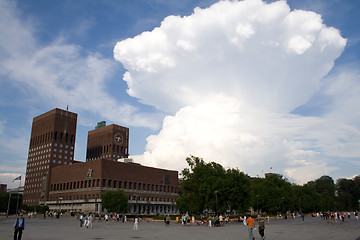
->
[176,155,251,215]
[176,155,359,215]
[101,189,128,213]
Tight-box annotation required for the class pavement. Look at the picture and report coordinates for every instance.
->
[1,214,360,240]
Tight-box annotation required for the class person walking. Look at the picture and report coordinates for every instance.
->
[165,215,171,226]
[13,213,25,240]
[79,214,84,227]
[246,215,255,240]
[89,214,93,229]
[133,216,140,231]
[258,217,265,240]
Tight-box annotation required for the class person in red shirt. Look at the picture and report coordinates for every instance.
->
[246,215,255,240]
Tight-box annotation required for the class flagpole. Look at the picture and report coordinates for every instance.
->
[15,175,21,215]
[6,192,12,217]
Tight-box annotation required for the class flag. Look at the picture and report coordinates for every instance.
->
[13,175,21,182]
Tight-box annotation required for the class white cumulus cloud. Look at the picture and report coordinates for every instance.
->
[113,0,356,183]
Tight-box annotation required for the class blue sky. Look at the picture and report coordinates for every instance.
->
[1,0,359,188]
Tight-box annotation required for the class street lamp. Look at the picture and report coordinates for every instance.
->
[59,197,63,212]
[214,191,219,216]
[256,195,259,214]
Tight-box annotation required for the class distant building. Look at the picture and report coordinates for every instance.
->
[23,108,179,214]
[0,184,7,193]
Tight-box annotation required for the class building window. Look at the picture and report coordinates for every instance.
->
[118,181,122,188]
[124,181,127,189]
[129,182,132,189]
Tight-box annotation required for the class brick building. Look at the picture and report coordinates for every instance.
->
[86,124,129,161]
[46,159,179,214]
[0,184,7,193]
[23,108,180,214]
[23,108,77,205]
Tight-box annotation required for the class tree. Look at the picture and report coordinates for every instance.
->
[251,173,293,214]
[177,155,251,215]
[101,190,128,213]
[314,176,335,211]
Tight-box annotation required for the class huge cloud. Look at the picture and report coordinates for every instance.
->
[114,0,346,113]
[113,0,353,183]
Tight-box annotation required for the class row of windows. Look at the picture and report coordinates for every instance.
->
[87,155,121,161]
[27,165,49,171]
[87,145,128,159]
[28,159,49,167]
[25,171,48,179]
[24,189,41,194]
[30,131,75,147]
[48,194,176,202]
[28,150,73,162]
[29,143,74,153]
[50,179,176,193]
[51,154,72,160]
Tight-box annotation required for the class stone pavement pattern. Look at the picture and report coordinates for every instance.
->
[1,215,360,240]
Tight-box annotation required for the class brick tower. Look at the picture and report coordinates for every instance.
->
[23,108,77,205]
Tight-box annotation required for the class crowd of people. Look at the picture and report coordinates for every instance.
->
[12,209,359,240]
[315,211,359,223]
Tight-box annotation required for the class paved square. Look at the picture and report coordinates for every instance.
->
[1,215,360,240]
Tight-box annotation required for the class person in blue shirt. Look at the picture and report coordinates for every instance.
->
[13,213,25,240]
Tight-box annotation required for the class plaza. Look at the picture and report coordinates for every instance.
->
[1,215,360,240]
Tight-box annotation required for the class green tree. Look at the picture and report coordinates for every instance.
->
[314,176,335,211]
[294,181,321,213]
[177,155,251,215]
[251,173,293,214]
[101,190,128,213]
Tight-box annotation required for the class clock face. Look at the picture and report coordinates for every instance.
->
[114,133,124,144]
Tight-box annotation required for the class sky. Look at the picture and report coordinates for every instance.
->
[0,0,359,189]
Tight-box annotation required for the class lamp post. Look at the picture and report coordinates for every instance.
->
[256,195,259,215]
[214,190,219,216]
[59,197,63,212]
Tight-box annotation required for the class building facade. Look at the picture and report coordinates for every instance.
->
[46,159,179,214]
[23,108,179,214]
[86,124,129,161]
[23,108,77,205]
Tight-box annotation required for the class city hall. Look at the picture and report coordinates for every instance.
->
[22,108,179,214]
